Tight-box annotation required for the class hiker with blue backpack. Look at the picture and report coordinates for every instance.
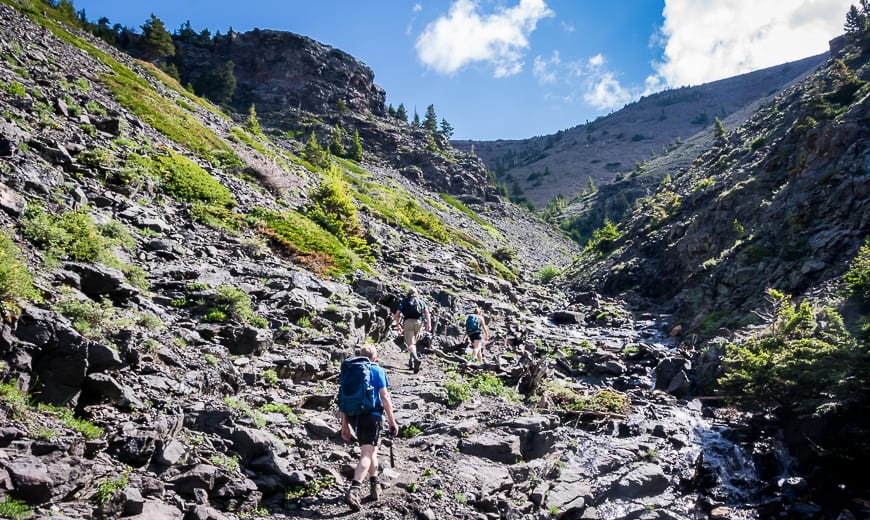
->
[338,344,399,511]
[463,306,489,363]
[394,287,431,373]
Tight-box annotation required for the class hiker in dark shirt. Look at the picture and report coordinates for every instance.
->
[394,286,431,373]
[340,345,399,511]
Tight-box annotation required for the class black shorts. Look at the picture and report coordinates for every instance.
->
[468,331,483,341]
[350,413,382,446]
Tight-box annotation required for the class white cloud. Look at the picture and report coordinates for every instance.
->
[413,3,423,12]
[415,0,554,77]
[533,51,560,84]
[580,55,634,109]
[652,0,852,88]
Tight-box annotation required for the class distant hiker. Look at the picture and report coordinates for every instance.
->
[394,286,431,373]
[339,345,399,511]
[463,306,489,363]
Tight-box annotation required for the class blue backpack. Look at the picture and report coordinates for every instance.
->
[465,314,481,333]
[337,356,378,416]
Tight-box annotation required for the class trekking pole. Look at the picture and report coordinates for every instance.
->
[389,430,396,468]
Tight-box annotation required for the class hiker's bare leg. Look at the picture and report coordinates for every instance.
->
[354,444,377,482]
[472,339,483,361]
[369,448,379,478]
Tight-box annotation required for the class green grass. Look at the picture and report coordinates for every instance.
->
[439,193,503,240]
[253,208,367,277]
[0,231,41,318]
[6,3,235,162]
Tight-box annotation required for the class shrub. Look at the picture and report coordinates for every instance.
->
[444,378,471,406]
[844,240,870,302]
[469,373,521,402]
[0,496,32,519]
[584,218,622,254]
[204,285,265,326]
[153,152,235,207]
[53,295,128,340]
[306,172,371,259]
[0,232,40,317]
[537,265,560,284]
[401,425,421,438]
[94,473,129,504]
[718,289,863,414]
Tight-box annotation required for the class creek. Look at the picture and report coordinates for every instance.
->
[542,317,792,519]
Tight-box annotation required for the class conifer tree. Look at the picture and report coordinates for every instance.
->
[138,13,175,62]
[329,125,346,157]
[387,104,397,117]
[350,130,364,162]
[244,104,261,135]
[303,132,329,168]
[440,118,454,138]
[412,111,421,128]
[423,104,438,132]
[396,103,408,123]
[196,60,235,105]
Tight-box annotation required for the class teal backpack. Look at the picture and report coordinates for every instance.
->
[465,314,481,333]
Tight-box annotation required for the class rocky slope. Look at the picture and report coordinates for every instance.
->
[454,54,827,208]
[569,36,870,333]
[0,2,868,520]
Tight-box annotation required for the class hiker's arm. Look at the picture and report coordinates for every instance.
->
[394,310,402,333]
[424,307,431,331]
[482,317,489,341]
[379,388,399,436]
[340,412,352,441]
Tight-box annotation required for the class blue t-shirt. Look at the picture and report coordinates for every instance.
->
[370,363,389,414]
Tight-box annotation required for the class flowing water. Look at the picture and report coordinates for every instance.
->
[544,316,790,519]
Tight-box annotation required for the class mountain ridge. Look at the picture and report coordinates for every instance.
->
[454,53,829,207]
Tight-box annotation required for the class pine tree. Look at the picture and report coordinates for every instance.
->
[175,20,197,43]
[423,104,438,132]
[439,118,454,138]
[387,104,397,117]
[138,13,175,62]
[245,104,261,135]
[329,125,346,157]
[412,111,421,128]
[713,117,726,143]
[396,103,408,123]
[350,130,364,162]
[303,132,329,168]
[196,60,235,105]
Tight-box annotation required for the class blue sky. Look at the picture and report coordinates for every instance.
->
[71,0,853,140]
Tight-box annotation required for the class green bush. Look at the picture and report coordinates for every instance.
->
[0,232,40,317]
[254,208,367,277]
[584,218,622,254]
[844,240,870,302]
[204,285,265,326]
[718,289,863,414]
[306,172,371,259]
[53,295,129,340]
[537,265,560,284]
[153,152,235,207]
[0,496,32,519]
[444,378,471,406]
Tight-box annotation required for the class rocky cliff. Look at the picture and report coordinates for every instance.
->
[176,29,386,117]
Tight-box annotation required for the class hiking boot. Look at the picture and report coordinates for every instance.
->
[413,357,422,373]
[345,484,361,511]
[369,478,380,501]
